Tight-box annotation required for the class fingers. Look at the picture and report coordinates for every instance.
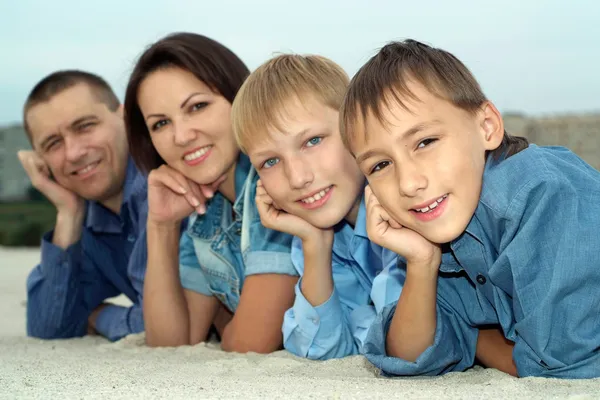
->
[18,151,51,188]
[151,166,206,214]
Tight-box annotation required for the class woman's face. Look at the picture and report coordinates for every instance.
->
[137,67,239,184]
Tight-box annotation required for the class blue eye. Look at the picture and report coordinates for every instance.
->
[262,158,279,169]
[306,137,322,147]
[369,161,390,175]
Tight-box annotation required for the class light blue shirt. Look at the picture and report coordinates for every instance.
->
[178,154,298,312]
[282,197,397,359]
[364,145,600,379]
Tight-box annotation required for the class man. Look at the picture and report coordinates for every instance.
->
[19,70,148,341]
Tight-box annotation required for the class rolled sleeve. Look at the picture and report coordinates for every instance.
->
[94,304,143,342]
[243,219,297,277]
[364,299,478,376]
[245,250,296,276]
[26,231,87,338]
[178,230,212,296]
[283,281,358,359]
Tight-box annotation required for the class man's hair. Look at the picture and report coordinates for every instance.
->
[23,70,120,141]
[232,54,349,153]
[340,39,528,159]
[124,32,250,173]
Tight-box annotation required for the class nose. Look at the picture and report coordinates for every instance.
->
[64,136,87,163]
[397,161,427,197]
[173,118,197,147]
[285,155,314,190]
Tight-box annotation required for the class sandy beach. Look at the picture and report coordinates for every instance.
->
[1,246,599,399]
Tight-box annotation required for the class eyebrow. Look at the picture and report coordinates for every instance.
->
[145,92,208,121]
[38,115,98,149]
[355,120,441,164]
[70,115,98,129]
[38,134,60,150]
[250,127,311,159]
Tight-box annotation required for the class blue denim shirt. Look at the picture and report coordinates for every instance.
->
[282,197,397,360]
[179,154,298,312]
[26,158,148,341]
[364,145,600,379]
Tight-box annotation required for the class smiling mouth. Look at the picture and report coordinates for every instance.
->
[411,194,448,213]
[299,186,332,204]
[72,161,100,176]
[183,146,212,162]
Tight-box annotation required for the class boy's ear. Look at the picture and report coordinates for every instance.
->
[479,101,504,151]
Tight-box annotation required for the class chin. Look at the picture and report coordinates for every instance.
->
[304,212,345,230]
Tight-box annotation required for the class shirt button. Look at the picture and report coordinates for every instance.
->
[476,274,487,285]
[235,227,242,235]
[127,234,136,242]
[311,317,319,324]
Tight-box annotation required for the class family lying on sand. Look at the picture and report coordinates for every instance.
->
[19,32,600,379]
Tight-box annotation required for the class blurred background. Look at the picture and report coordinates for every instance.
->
[1,0,598,247]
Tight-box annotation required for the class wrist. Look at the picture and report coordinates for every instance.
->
[147,218,182,231]
[301,229,334,248]
[405,258,440,280]
[52,211,85,249]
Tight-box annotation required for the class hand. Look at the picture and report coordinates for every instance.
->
[17,150,84,216]
[147,165,225,226]
[365,185,440,266]
[255,180,332,242]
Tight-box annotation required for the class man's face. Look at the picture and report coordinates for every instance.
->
[26,83,129,203]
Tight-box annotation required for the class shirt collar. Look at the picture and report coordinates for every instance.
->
[232,153,253,218]
[85,157,140,234]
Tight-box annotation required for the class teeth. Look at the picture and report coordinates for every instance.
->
[414,195,447,213]
[301,187,331,204]
[184,146,211,161]
[76,163,96,175]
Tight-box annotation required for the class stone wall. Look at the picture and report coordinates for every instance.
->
[504,113,600,171]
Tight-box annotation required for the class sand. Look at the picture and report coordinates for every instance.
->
[1,246,599,399]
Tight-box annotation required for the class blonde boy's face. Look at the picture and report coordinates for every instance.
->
[351,81,504,244]
[247,96,364,229]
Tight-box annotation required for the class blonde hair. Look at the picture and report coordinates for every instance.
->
[232,54,349,153]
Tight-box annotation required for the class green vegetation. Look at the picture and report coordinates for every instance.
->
[0,200,56,247]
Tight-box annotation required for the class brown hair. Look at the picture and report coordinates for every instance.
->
[340,39,528,159]
[23,70,120,142]
[231,54,349,153]
[124,32,250,173]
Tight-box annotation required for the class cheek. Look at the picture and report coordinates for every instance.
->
[261,173,288,204]
[150,134,172,161]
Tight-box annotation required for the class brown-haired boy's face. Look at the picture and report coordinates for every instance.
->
[351,81,504,244]
[26,83,129,203]
[247,96,364,228]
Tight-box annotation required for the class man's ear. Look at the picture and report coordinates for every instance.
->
[480,101,504,151]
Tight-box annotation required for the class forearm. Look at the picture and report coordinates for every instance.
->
[52,210,85,249]
[386,263,438,361]
[476,328,517,377]
[299,236,334,307]
[143,222,190,347]
[26,234,87,338]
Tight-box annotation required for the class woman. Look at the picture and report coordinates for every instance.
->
[124,32,298,352]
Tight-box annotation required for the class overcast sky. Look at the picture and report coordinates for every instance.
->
[1,0,598,125]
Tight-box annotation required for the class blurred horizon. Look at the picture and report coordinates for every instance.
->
[1,0,600,126]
